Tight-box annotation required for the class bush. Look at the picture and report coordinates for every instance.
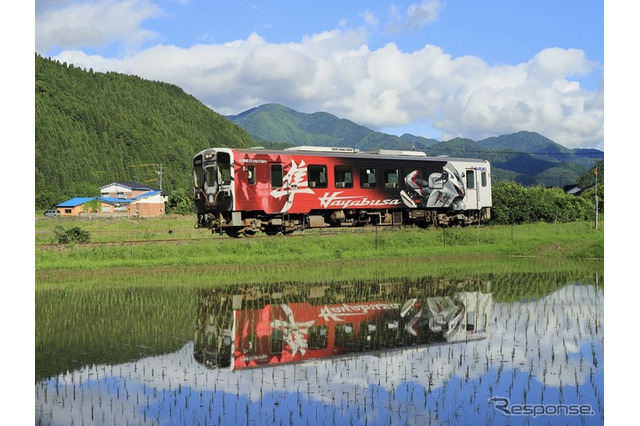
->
[167,191,195,215]
[491,181,594,224]
[55,226,91,244]
[580,182,604,214]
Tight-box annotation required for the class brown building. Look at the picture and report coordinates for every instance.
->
[56,182,168,217]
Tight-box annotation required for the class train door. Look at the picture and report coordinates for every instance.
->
[464,167,479,211]
[215,150,235,212]
[269,162,288,213]
[462,164,491,217]
[476,165,492,212]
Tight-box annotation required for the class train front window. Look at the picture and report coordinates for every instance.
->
[218,164,231,185]
[205,167,217,188]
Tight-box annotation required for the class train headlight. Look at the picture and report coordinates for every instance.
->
[209,194,214,204]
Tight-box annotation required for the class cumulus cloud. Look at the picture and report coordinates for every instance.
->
[47,16,603,149]
[35,0,161,52]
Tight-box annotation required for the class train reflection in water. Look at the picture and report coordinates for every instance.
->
[194,281,493,370]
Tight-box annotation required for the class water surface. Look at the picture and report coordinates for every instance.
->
[35,270,603,425]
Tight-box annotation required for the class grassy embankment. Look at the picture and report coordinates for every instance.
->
[35,216,604,288]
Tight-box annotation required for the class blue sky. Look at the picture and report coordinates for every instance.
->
[33,0,605,149]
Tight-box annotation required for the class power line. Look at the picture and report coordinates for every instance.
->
[128,163,163,190]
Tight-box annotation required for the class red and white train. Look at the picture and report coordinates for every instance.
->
[193,287,492,370]
[193,146,492,236]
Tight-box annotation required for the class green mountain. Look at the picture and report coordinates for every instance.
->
[479,131,569,154]
[228,103,439,151]
[427,137,493,157]
[229,104,603,187]
[479,131,598,169]
[35,54,255,209]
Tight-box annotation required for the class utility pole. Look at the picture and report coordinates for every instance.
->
[594,160,598,230]
[128,163,163,190]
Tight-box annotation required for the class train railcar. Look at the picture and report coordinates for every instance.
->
[192,146,492,236]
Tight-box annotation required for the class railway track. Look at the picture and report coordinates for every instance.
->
[35,224,416,248]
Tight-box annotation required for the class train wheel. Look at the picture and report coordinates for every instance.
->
[263,227,280,236]
[416,220,430,229]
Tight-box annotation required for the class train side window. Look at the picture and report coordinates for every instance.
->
[334,166,353,188]
[481,171,487,187]
[246,166,256,185]
[308,165,328,188]
[466,170,475,189]
[271,164,283,187]
[335,323,353,347]
[384,169,399,188]
[270,328,284,353]
[466,311,476,331]
[308,326,328,349]
[360,168,377,188]
[193,158,204,187]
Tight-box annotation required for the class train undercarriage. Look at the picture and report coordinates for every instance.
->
[196,207,490,237]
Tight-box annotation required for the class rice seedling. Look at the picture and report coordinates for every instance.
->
[35,267,604,424]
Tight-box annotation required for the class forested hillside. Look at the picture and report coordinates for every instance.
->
[228,103,439,151]
[35,54,255,209]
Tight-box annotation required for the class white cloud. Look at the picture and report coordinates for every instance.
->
[406,0,444,29]
[360,9,379,28]
[51,26,603,149]
[35,0,161,53]
[386,0,444,33]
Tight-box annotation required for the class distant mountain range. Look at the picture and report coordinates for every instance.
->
[228,103,603,187]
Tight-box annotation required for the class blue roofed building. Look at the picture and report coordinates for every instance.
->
[55,182,168,217]
[56,197,99,216]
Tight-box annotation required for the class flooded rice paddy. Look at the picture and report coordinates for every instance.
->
[35,269,603,425]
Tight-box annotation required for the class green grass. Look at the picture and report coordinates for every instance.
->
[35,214,207,245]
[35,217,604,290]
